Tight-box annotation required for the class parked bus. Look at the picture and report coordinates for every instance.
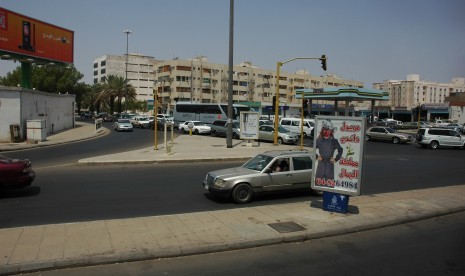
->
[173,102,253,125]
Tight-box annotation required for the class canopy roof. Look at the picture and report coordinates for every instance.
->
[295,87,389,101]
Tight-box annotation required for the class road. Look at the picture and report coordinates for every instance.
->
[1,126,465,228]
[19,211,465,276]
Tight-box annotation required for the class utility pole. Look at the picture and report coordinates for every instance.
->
[226,0,234,148]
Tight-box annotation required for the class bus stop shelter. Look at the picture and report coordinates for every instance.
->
[295,87,389,122]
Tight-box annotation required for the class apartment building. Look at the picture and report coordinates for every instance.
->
[93,54,365,114]
[93,54,159,102]
[154,56,363,114]
[373,74,465,122]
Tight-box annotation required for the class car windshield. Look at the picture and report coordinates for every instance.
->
[277,125,290,133]
[118,119,130,123]
[242,154,274,171]
[193,121,205,126]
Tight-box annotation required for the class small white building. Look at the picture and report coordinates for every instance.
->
[0,86,75,143]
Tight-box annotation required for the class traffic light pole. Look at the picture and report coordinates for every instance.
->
[273,56,327,145]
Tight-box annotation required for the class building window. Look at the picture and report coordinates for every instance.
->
[100,60,106,66]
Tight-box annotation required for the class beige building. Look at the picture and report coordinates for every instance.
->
[373,74,465,122]
[93,54,159,102]
[93,54,364,114]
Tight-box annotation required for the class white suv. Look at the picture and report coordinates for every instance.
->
[416,128,465,149]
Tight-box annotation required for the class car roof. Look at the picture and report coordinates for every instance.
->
[260,150,310,158]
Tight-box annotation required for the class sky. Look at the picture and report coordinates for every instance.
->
[1,0,464,87]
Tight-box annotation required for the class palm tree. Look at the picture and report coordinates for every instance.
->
[98,75,136,114]
[83,83,104,114]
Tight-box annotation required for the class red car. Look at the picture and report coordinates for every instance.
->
[0,155,36,193]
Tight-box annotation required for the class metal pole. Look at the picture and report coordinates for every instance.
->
[300,96,304,150]
[226,0,234,148]
[154,88,158,150]
[273,62,281,145]
[124,29,131,112]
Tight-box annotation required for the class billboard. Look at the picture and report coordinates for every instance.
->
[0,7,74,64]
[240,112,259,140]
[311,115,366,196]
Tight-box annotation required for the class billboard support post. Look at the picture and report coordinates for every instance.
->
[20,62,32,89]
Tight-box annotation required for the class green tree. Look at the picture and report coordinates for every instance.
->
[97,75,137,114]
[1,64,88,109]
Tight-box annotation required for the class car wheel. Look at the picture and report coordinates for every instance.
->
[392,137,400,144]
[231,183,253,204]
[194,129,199,135]
[430,141,439,149]
[277,137,283,144]
[233,132,239,139]
[211,130,217,137]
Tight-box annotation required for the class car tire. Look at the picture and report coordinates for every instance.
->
[211,130,217,137]
[231,183,253,204]
[277,137,283,144]
[194,129,199,135]
[430,141,439,149]
[392,137,400,144]
[233,132,239,139]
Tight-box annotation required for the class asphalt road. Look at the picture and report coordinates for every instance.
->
[1,126,464,228]
[19,211,465,276]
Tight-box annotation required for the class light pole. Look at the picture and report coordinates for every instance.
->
[124,29,132,112]
[273,56,327,145]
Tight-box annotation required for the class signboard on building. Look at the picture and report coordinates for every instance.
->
[311,115,366,196]
[0,7,74,64]
[239,112,259,140]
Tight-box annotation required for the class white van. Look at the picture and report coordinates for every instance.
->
[279,117,315,138]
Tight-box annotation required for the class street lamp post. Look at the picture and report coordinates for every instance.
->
[124,29,132,112]
[273,56,327,145]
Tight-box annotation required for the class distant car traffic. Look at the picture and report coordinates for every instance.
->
[210,119,241,138]
[0,155,36,193]
[258,125,298,144]
[442,123,464,134]
[178,121,211,134]
[113,119,133,132]
[366,126,414,144]
[203,150,317,203]
[80,111,92,118]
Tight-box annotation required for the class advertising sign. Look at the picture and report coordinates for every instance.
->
[239,112,259,140]
[311,115,366,196]
[0,7,74,63]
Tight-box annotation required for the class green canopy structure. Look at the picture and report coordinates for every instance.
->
[296,87,389,121]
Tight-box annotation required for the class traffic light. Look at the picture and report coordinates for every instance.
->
[302,99,308,109]
[320,54,327,71]
[302,99,308,116]
[272,96,276,111]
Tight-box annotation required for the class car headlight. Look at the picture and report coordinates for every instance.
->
[214,178,227,188]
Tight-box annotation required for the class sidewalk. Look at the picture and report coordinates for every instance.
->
[1,122,464,275]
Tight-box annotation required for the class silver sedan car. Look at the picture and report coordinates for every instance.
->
[203,150,317,203]
[366,126,413,144]
[258,125,298,144]
[113,119,133,132]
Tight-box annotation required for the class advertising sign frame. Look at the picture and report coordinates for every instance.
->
[239,112,259,140]
[311,115,366,196]
[0,7,74,64]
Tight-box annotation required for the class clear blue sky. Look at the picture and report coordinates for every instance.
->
[1,0,464,87]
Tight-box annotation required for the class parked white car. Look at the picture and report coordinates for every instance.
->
[178,121,211,134]
[279,117,315,138]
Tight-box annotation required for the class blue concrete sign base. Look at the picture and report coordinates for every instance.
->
[322,191,350,214]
